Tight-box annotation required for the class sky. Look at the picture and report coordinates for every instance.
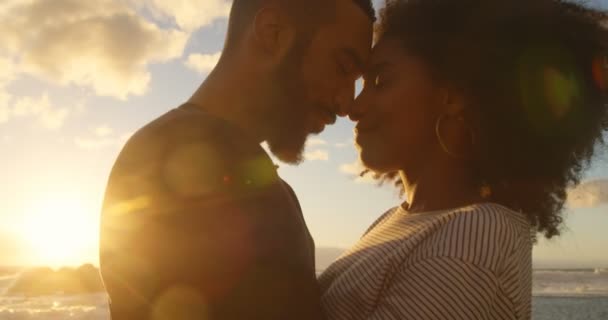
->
[0,0,607,268]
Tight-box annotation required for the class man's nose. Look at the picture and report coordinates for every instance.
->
[334,80,356,117]
[349,88,372,122]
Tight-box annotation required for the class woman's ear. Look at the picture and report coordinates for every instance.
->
[440,86,467,117]
[253,7,296,63]
[435,86,476,157]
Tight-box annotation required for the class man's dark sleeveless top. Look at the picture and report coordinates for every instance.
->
[100,103,321,319]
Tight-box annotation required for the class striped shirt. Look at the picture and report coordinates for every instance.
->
[319,203,533,320]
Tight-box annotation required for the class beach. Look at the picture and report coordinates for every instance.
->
[1,268,607,319]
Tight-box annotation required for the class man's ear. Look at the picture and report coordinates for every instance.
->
[253,7,295,62]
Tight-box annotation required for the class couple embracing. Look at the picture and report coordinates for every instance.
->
[100,0,608,319]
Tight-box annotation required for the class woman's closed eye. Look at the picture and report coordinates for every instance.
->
[365,73,385,89]
[363,61,392,89]
[374,74,384,87]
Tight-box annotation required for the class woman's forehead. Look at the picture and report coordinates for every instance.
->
[365,37,407,71]
[371,37,403,58]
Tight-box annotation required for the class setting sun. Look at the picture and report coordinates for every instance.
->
[17,193,99,267]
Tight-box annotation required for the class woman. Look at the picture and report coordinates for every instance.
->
[319,0,608,319]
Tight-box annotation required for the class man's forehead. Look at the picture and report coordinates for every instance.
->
[328,0,374,59]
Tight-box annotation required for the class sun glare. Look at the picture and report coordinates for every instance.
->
[18,193,99,267]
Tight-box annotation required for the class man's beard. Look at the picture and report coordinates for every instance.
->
[264,41,313,165]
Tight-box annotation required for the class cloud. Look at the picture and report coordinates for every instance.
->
[567,179,608,209]
[305,149,330,161]
[0,104,8,124]
[0,0,189,100]
[186,52,222,74]
[260,141,330,163]
[94,125,113,137]
[11,94,69,130]
[0,56,16,84]
[339,160,364,175]
[74,137,117,151]
[0,56,15,123]
[339,159,375,184]
[299,139,330,161]
[331,138,355,149]
[335,140,354,148]
[75,130,133,151]
[128,0,231,31]
[307,138,328,147]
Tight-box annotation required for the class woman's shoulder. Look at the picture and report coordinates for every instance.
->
[361,206,400,237]
[446,202,531,233]
[410,203,533,270]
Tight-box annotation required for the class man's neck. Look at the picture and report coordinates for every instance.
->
[188,65,268,144]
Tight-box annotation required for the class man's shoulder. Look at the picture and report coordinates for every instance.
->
[121,104,264,163]
[110,104,279,197]
[133,105,245,147]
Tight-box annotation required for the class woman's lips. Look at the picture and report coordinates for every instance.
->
[354,124,379,147]
[355,122,380,134]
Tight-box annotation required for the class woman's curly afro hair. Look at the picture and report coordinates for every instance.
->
[370,0,608,239]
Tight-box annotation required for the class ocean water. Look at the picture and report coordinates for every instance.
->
[0,269,607,319]
[532,269,608,320]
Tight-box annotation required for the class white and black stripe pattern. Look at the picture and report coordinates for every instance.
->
[319,203,533,320]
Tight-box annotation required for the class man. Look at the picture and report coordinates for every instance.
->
[99,0,374,319]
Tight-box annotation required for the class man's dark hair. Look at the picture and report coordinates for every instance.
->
[369,0,608,239]
[351,0,377,22]
[224,0,375,54]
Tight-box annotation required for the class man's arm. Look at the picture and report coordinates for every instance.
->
[100,134,322,320]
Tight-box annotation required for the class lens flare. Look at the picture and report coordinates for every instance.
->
[518,46,583,134]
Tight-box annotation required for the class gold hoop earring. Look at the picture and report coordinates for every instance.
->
[435,114,474,159]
